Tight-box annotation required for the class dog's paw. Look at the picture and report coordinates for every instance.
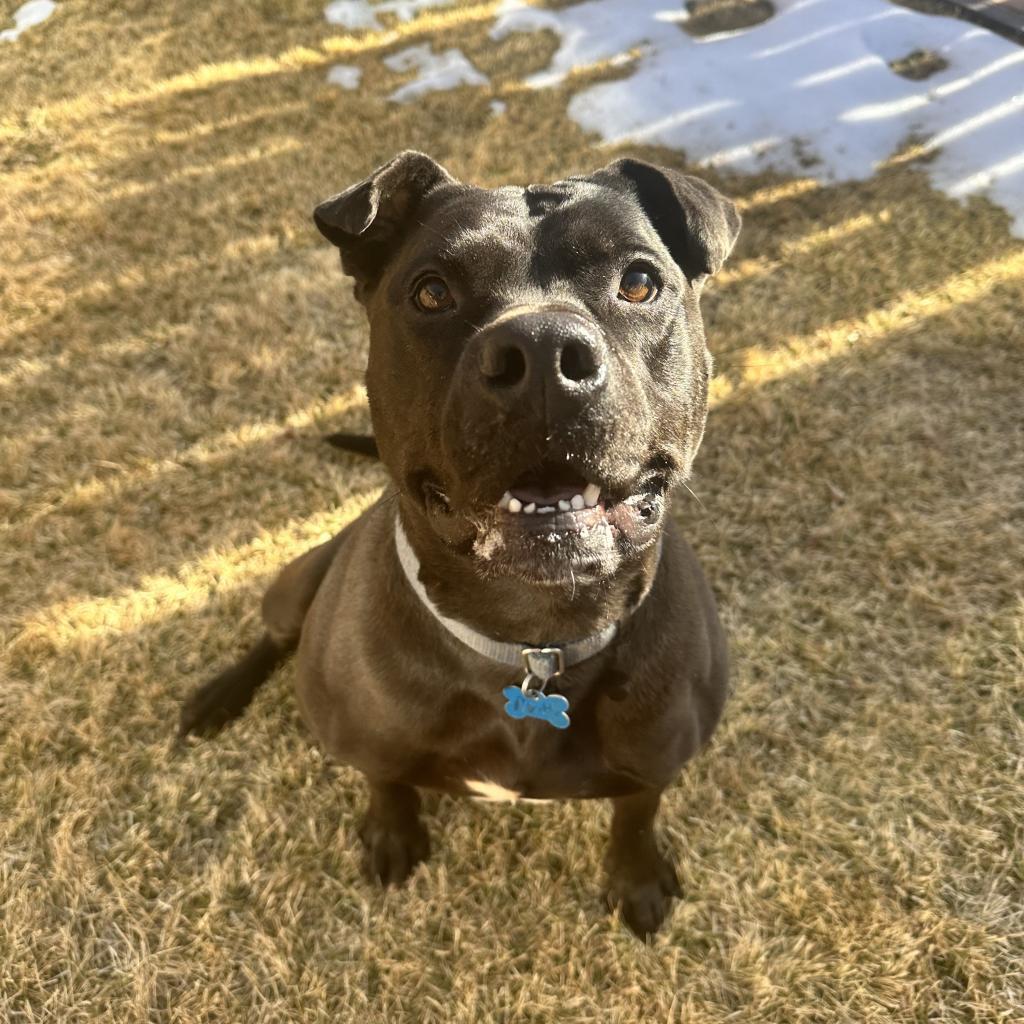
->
[604,852,682,939]
[357,815,431,887]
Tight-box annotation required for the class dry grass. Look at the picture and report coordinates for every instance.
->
[2,1,1023,1021]
[889,48,950,81]
[682,0,776,38]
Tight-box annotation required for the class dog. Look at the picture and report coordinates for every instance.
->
[180,151,739,938]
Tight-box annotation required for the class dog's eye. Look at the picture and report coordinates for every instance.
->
[618,265,658,304]
[414,277,454,313]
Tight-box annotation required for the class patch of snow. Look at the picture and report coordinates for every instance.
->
[323,0,378,31]
[324,0,451,32]
[0,0,56,43]
[490,0,561,42]
[489,99,507,117]
[320,0,1024,233]
[506,0,1024,235]
[383,44,488,103]
[326,64,362,89]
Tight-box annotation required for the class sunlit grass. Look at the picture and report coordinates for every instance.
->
[734,178,820,211]
[2,1,1023,1022]
[712,247,1024,396]
[14,490,378,655]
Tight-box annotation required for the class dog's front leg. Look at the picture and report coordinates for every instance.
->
[604,789,682,938]
[357,779,431,887]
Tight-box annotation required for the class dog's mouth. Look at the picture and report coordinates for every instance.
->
[463,459,669,583]
[494,463,666,526]
[499,465,596,516]
[415,456,671,583]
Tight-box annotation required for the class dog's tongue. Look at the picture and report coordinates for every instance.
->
[508,483,579,505]
[507,466,588,506]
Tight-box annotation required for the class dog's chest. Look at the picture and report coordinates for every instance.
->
[412,694,643,801]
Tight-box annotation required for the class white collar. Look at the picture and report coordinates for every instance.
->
[394,516,661,685]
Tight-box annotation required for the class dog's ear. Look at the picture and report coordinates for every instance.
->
[314,150,456,296]
[592,158,741,283]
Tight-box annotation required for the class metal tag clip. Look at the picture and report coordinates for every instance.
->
[503,647,571,729]
[520,647,565,693]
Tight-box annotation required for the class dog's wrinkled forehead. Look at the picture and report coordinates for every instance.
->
[414,186,534,281]
[400,179,669,294]
[314,150,740,302]
[315,149,741,299]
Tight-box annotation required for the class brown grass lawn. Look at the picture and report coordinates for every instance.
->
[2,1,1023,1021]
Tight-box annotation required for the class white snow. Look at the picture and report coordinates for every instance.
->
[383,44,488,102]
[326,64,362,89]
[501,0,1024,235]
[490,0,560,42]
[490,99,507,117]
[324,0,451,32]
[324,0,1024,234]
[1,0,56,43]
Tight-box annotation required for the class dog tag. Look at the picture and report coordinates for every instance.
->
[502,685,571,729]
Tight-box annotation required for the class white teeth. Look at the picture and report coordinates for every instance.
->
[504,488,598,514]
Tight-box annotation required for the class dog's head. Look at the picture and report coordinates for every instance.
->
[315,151,739,586]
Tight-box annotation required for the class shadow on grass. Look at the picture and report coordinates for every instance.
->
[7,291,1020,1024]
[13,286,1021,776]
[5,5,1024,1020]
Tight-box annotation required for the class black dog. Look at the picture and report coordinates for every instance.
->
[180,151,739,937]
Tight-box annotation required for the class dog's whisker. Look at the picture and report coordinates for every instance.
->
[681,482,706,510]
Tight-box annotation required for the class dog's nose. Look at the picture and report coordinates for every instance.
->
[477,309,607,405]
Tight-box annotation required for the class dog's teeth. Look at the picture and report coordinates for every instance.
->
[558,499,571,512]
[499,491,512,510]
[523,503,537,514]
[583,483,601,507]
[507,497,522,514]
[537,505,555,514]
[570,494,585,511]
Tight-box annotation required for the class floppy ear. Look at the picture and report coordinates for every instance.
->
[592,158,741,283]
[314,150,456,296]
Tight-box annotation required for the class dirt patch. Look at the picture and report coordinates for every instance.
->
[682,0,775,37]
[889,47,950,80]
[889,0,957,15]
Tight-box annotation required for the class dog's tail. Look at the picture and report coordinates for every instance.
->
[178,633,291,738]
[324,432,378,458]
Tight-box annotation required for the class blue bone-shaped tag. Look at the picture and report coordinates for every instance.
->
[502,686,571,729]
